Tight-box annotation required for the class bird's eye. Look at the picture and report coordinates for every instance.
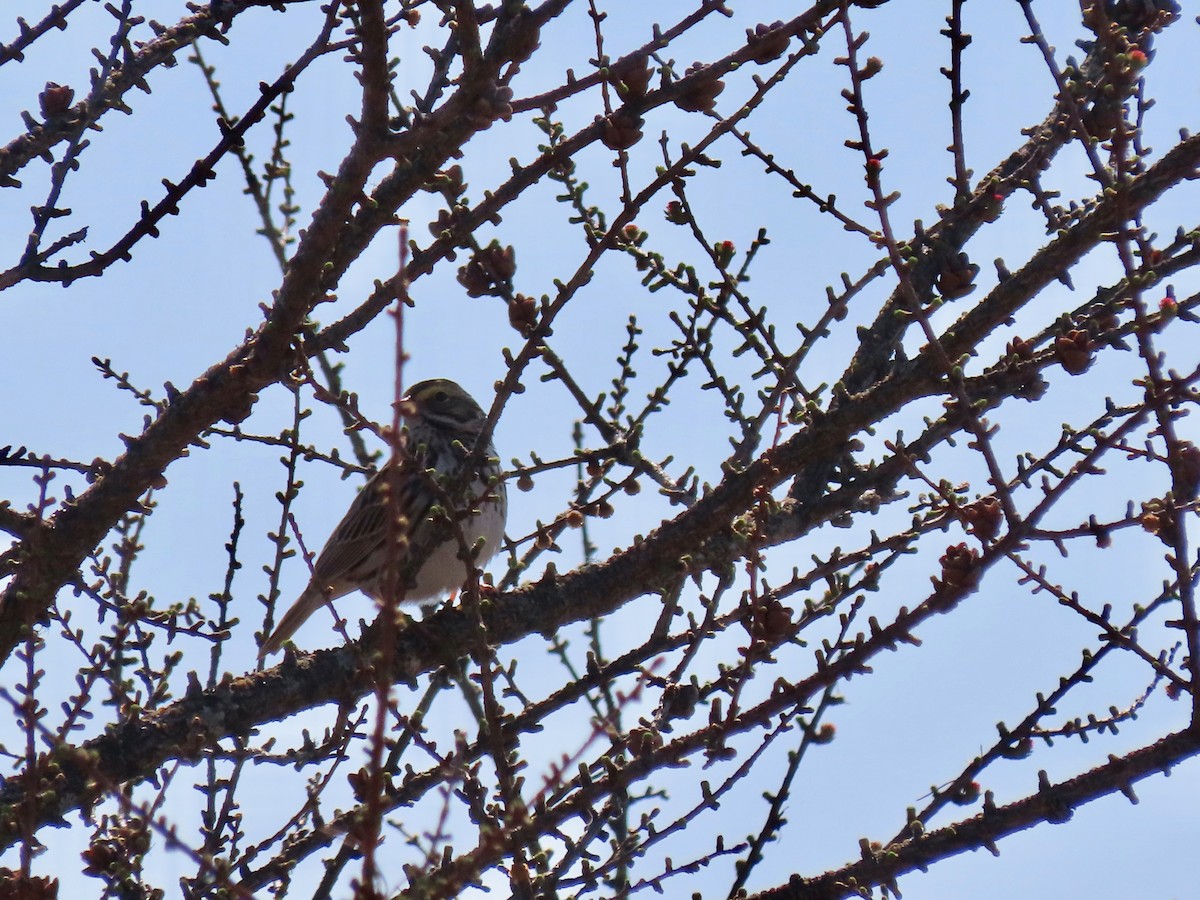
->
[434,390,448,404]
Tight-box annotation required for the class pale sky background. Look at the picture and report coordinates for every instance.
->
[2,2,1199,897]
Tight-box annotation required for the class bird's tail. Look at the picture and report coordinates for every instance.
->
[259,584,327,658]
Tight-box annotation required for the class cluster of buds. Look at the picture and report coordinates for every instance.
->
[548,155,576,182]
[661,680,700,722]
[1102,0,1180,32]
[1139,498,1175,543]
[936,251,979,300]
[610,57,653,102]
[600,109,643,151]
[674,63,725,113]
[1159,284,1177,317]
[1000,735,1034,759]
[621,222,646,247]
[963,496,1003,541]
[533,523,558,551]
[458,242,516,297]
[81,818,152,886]
[744,595,794,644]
[1005,336,1034,364]
[812,722,836,744]
[1086,514,1113,549]
[933,543,980,597]
[746,21,790,64]
[1175,441,1200,500]
[430,164,466,198]
[507,292,538,337]
[945,779,982,806]
[495,6,541,65]
[664,199,688,225]
[428,203,469,241]
[0,873,56,900]
[858,56,885,80]
[1101,43,1147,96]
[625,725,664,758]
[564,499,614,527]
[1054,329,1094,375]
[464,81,514,131]
[861,561,881,590]
[347,766,386,806]
[39,81,74,119]
[1088,303,1121,343]
[1078,24,1159,140]
[864,153,886,185]
[979,190,1005,223]
[514,468,535,492]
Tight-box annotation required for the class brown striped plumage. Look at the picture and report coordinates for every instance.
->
[259,379,506,656]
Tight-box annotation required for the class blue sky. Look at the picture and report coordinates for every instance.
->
[2,2,1199,896]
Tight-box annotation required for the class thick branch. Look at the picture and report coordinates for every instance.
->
[755,728,1200,899]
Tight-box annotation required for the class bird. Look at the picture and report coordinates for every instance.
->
[259,379,507,657]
